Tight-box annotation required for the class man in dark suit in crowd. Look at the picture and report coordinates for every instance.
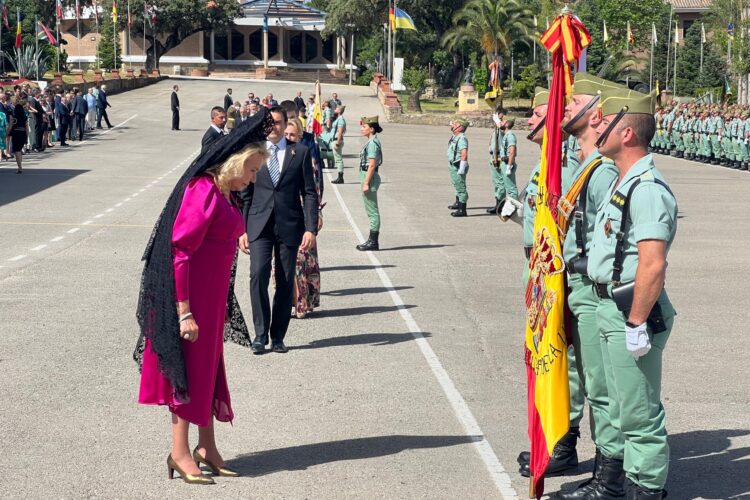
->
[239,106,318,354]
[200,106,227,152]
[96,84,113,128]
[171,85,180,130]
[29,89,45,151]
[223,88,233,112]
[56,94,71,147]
[293,90,305,112]
[71,90,88,141]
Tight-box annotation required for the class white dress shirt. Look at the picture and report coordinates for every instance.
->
[211,124,225,135]
[267,137,287,174]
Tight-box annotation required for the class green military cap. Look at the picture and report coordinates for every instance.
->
[599,88,656,117]
[360,115,379,126]
[452,117,470,128]
[572,72,619,96]
[533,86,550,108]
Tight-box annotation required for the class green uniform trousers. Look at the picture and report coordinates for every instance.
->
[596,295,674,490]
[318,137,335,169]
[501,164,519,200]
[360,170,381,231]
[733,138,744,162]
[722,136,734,161]
[671,131,683,152]
[334,142,345,173]
[682,133,694,155]
[569,275,621,457]
[489,163,504,200]
[711,135,722,159]
[449,163,469,203]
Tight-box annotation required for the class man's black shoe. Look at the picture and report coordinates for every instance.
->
[331,173,344,184]
[251,341,266,355]
[272,342,289,353]
[624,478,665,500]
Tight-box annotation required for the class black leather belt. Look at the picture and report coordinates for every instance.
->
[524,246,532,259]
[593,283,611,299]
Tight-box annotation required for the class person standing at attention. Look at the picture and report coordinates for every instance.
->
[171,85,180,131]
[330,105,347,184]
[355,116,384,251]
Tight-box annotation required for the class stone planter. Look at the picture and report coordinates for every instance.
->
[151,69,161,77]
[71,70,86,84]
[254,67,278,79]
[126,68,135,79]
[52,73,64,86]
[110,69,121,79]
[373,72,384,85]
[329,68,346,78]
[191,68,209,77]
[94,70,104,83]
[140,68,148,77]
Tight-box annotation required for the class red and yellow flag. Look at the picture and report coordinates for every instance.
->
[526,12,590,499]
[311,80,323,136]
[14,9,21,49]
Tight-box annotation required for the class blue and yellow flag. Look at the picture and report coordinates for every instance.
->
[389,7,416,31]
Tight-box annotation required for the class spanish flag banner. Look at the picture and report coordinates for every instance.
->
[113,0,118,23]
[526,11,590,499]
[311,80,323,136]
[14,8,21,49]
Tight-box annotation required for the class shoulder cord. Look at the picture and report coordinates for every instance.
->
[574,161,603,259]
[612,178,673,285]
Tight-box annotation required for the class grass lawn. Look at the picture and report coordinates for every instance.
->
[397,91,532,114]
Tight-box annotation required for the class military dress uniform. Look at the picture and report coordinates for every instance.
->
[588,89,678,497]
[447,118,470,217]
[499,122,519,202]
[682,112,694,160]
[356,116,384,251]
[671,112,684,157]
[742,113,750,170]
[731,113,743,168]
[662,109,674,153]
[487,124,506,213]
[699,113,711,162]
[330,109,347,184]
[709,112,723,164]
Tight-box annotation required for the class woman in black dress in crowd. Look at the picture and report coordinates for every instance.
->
[9,102,28,174]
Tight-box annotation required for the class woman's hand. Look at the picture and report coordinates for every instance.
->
[362,183,369,193]
[180,317,199,343]
[239,233,249,254]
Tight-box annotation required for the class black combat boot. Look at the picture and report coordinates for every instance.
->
[450,201,467,217]
[486,198,501,214]
[624,478,665,500]
[331,172,344,184]
[518,427,580,477]
[741,162,749,171]
[448,196,459,209]
[583,455,625,499]
[711,155,719,165]
[735,160,743,169]
[356,231,379,251]
[556,449,603,499]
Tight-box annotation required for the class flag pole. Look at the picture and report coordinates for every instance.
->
[56,18,60,72]
[35,16,39,82]
[76,6,81,69]
[114,6,118,70]
[1,5,4,75]
[665,7,673,90]
[649,23,654,91]
[392,0,397,82]
[386,0,391,80]
[626,21,630,86]
[143,4,146,69]
[674,25,678,96]
[700,24,704,74]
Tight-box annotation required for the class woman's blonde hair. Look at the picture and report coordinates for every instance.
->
[286,118,303,139]
[207,142,269,194]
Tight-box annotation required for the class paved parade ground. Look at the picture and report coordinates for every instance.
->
[1,79,749,499]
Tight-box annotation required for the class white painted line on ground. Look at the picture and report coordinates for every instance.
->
[82,220,92,225]
[124,198,131,202]
[94,214,104,219]
[74,114,139,146]
[105,208,114,213]
[327,175,519,500]
[52,235,66,241]
[132,193,139,197]
[31,245,47,251]
[115,203,123,207]
[139,188,145,192]
[66,228,79,234]
[8,255,26,262]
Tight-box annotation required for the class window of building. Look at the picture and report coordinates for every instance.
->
[305,33,318,62]
[231,29,244,59]
[289,32,302,63]
[322,35,334,63]
[683,20,694,34]
[215,31,228,60]
[248,30,277,59]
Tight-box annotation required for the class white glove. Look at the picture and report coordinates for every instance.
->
[458,160,468,175]
[625,322,651,360]
[492,113,503,127]
[505,164,512,175]
[500,199,516,218]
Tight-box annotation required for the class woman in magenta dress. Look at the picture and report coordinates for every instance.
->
[135,112,272,484]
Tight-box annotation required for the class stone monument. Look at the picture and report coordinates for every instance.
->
[458,65,479,114]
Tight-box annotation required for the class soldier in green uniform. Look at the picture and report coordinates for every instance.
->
[682,109,695,161]
[590,88,678,499]
[446,118,470,217]
[486,109,506,214]
[355,116,384,251]
[742,110,750,170]
[709,108,723,164]
[661,106,674,155]
[521,87,548,271]
[670,107,684,158]
[498,118,519,216]
[731,109,744,169]
[721,109,735,167]
[330,105,347,184]
[651,107,662,153]
[552,73,625,499]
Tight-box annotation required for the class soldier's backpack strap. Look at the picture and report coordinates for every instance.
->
[611,177,673,285]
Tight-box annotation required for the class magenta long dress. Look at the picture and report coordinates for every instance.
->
[138,175,244,427]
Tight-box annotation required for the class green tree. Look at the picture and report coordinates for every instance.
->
[442,0,534,62]
[97,8,122,70]
[402,66,427,111]
[674,22,726,97]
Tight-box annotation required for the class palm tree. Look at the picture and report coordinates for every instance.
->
[441,0,536,62]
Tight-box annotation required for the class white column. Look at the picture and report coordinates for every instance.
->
[210,30,215,62]
[278,27,285,63]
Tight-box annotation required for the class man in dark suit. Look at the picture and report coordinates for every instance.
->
[96,84,113,128]
[30,89,45,151]
[56,94,71,146]
[200,106,227,152]
[239,106,318,354]
[171,85,180,130]
[223,88,233,112]
[293,90,305,112]
[71,90,88,141]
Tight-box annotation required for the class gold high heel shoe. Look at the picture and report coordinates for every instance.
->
[193,447,240,477]
[167,454,215,484]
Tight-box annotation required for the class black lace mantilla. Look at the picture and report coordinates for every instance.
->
[133,110,273,401]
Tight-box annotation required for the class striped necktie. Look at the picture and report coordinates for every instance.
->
[267,143,280,187]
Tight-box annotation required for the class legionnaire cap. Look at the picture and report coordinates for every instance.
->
[533,86,550,108]
[505,118,516,128]
[361,115,379,126]
[599,88,657,117]
[572,72,620,96]
[453,117,470,129]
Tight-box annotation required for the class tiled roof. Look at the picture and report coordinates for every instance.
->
[669,0,712,11]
